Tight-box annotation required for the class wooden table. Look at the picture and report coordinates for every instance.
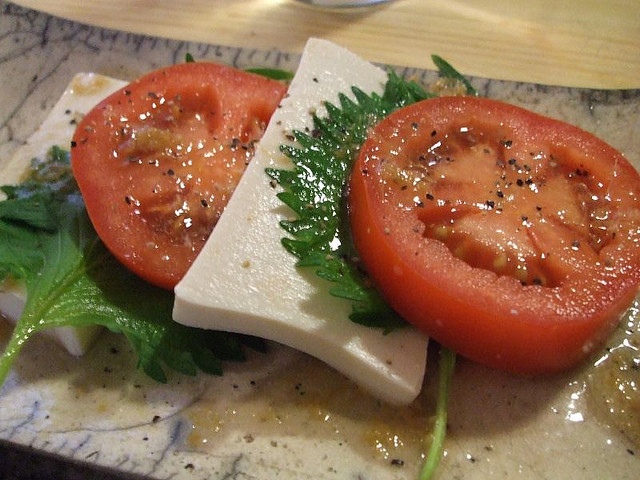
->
[9,0,640,88]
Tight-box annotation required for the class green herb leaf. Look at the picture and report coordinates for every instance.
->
[0,147,74,280]
[431,54,477,96]
[245,67,295,82]
[0,190,58,231]
[0,148,257,386]
[268,58,472,331]
[267,72,435,332]
[182,55,292,82]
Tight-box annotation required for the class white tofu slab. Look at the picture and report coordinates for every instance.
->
[0,73,126,356]
[174,39,429,405]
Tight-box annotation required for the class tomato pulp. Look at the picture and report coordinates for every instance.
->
[72,63,287,289]
[349,96,640,374]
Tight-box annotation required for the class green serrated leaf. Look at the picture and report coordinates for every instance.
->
[0,147,254,387]
[269,62,471,332]
[245,67,295,82]
[268,71,416,331]
[0,221,44,279]
[0,191,58,231]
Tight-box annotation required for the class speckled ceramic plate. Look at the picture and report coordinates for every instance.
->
[1,2,639,479]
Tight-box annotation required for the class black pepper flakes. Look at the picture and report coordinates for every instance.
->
[390,459,405,466]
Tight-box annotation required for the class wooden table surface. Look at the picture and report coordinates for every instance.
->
[10,0,640,89]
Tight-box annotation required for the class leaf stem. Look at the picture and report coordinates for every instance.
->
[0,321,30,386]
[419,346,456,480]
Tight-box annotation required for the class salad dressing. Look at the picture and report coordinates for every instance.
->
[183,349,431,468]
[586,300,640,448]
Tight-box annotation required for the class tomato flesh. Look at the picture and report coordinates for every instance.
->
[72,63,287,289]
[349,96,640,374]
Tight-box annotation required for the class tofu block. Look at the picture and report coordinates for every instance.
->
[174,39,429,405]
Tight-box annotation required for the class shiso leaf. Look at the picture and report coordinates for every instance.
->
[267,58,474,332]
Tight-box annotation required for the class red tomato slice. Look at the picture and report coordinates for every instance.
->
[349,96,640,375]
[71,62,287,289]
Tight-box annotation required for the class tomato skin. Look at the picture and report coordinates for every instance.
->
[349,96,640,375]
[71,62,286,290]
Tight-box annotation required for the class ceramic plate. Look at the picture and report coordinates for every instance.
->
[0,2,639,479]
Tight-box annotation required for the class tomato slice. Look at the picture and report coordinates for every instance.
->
[349,96,640,375]
[71,62,287,289]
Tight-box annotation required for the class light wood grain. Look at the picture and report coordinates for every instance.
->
[10,0,640,89]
